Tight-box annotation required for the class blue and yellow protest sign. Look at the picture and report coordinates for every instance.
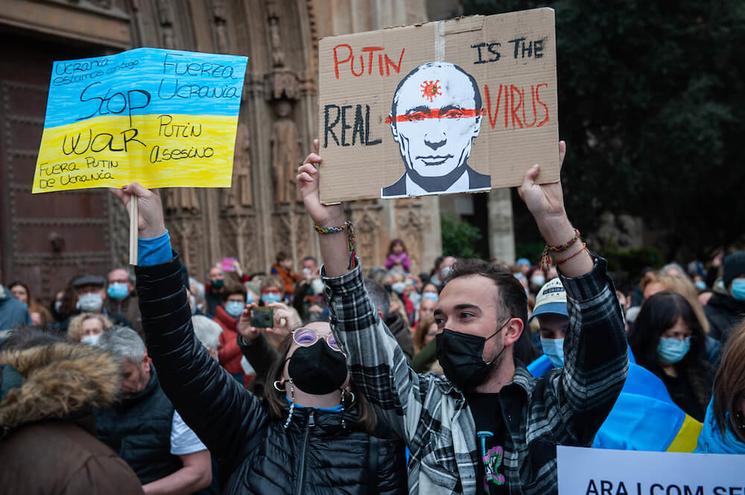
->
[33,48,248,193]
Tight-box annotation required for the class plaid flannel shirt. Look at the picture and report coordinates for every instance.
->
[325,256,628,495]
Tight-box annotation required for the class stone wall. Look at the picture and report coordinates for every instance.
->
[0,0,442,289]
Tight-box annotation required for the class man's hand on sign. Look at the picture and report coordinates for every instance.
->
[517,141,592,277]
[111,183,167,239]
[517,140,567,233]
[297,139,345,227]
[298,139,351,277]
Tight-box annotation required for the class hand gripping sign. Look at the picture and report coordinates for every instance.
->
[33,48,248,193]
[318,8,559,203]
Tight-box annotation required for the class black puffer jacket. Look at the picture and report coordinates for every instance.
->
[136,256,407,495]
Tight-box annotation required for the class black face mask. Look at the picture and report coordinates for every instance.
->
[288,341,348,395]
[435,319,510,392]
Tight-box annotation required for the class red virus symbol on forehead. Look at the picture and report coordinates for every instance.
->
[420,80,442,102]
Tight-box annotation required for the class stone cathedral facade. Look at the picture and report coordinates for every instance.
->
[0,0,448,302]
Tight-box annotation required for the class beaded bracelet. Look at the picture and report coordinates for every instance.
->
[555,242,588,266]
[314,223,345,235]
[314,220,357,269]
[540,228,581,270]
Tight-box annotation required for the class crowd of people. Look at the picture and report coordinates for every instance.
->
[0,141,744,494]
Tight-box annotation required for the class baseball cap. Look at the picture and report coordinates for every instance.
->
[529,277,568,322]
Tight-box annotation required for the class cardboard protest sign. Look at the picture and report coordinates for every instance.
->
[557,446,745,495]
[318,7,559,203]
[33,48,247,193]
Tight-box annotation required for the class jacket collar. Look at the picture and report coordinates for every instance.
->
[0,343,120,432]
[118,365,159,407]
[282,401,360,435]
[214,304,238,330]
[433,360,535,400]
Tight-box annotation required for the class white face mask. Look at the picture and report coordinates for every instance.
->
[531,275,546,287]
[81,334,102,346]
[310,278,325,295]
[77,293,103,312]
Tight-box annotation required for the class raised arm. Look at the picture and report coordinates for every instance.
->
[517,144,628,443]
[114,184,269,474]
[297,142,442,445]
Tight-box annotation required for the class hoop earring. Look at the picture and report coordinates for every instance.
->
[283,379,296,430]
[273,380,286,392]
[340,388,354,431]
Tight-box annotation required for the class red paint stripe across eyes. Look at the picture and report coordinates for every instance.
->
[384,108,484,124]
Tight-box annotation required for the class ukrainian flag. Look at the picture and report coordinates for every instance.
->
[34,48,247,193]
[528,349,702,452]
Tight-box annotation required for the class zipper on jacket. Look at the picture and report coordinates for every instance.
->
[294,411,315,493]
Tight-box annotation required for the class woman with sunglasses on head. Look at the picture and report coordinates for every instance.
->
[114,182,407,495]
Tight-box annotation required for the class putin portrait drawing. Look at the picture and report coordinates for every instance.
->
[381,61,491,198]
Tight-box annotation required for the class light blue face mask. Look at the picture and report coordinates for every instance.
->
[694,280,706,291]
[422,292,439,302]
[261,293,282,305]
[657,336,691,365]
[77,293,103,312]
[731,279,745,301]
[391,282,406,294]
[540,337,565,368]
[107,282,129,301]
[225,300,245,318]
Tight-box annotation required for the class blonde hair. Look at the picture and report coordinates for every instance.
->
[652,272,710,334]
[414,315,436,353]
[67,313,113,342]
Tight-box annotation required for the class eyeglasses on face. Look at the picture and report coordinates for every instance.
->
[292,327,342,353]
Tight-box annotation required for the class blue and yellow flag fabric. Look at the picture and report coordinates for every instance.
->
[528,350,702,452]
[34,48,247,193]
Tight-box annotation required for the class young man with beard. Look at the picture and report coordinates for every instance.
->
[298,140,628,494]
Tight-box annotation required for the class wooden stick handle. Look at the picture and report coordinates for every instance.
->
[129,198,138,266]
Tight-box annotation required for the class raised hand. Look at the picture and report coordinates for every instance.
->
[297,139,344,227]
[518,141,567,221]
[111,183,166,239]
[517,141,573,246]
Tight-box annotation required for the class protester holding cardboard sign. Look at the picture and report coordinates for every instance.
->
[298,139,628,494]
